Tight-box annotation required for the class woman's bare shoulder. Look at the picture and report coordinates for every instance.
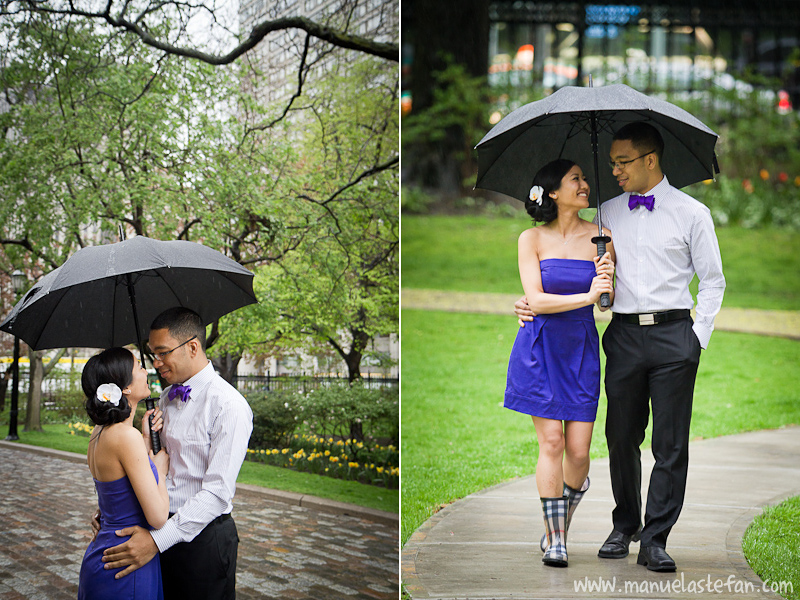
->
[102,423,142,452]
[519,226,543,242]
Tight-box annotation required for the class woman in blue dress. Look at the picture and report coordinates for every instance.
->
[504,159,615,568]
[78,347,170,599]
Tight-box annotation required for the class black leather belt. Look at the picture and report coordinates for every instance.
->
[612,309,690,326]
[169,512,232,525]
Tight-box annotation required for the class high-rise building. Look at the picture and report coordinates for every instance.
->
[239,0,399,103]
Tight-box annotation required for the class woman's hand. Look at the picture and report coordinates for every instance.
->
[587,273,614,304]
[594,252,615,279]
[514,295,536,327]
[91,509,102,542]
[143,408,163,435]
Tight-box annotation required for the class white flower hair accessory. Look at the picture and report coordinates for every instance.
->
[529,185,544,205]
[96,383,122,406]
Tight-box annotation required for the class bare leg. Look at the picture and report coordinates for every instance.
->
[532,416,565,498]
[562,420,594,490]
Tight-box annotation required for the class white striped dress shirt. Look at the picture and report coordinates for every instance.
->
[150,361,253,552]
[596,175,726,349]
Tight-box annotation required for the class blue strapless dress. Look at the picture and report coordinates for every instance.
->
[504,259,600,422]
[78,458,163,600]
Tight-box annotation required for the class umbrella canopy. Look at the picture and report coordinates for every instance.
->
[0,236,257,352]
[475,83,720,204]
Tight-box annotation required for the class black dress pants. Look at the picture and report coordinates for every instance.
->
[603,315,701,548]
[161,514,238,600]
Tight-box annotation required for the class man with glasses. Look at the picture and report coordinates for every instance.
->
[98,306,253,599]
[516,122,725,571]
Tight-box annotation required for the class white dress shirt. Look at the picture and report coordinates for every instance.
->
[150,361,253,552]
[596,175,726,349]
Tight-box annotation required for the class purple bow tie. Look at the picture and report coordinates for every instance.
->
[168,384,191,402]
[628,194,655,211]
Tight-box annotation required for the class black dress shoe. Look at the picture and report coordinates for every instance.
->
[597,527,642,559]
[637,545,676,572]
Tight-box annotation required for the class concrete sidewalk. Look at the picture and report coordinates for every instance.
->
[402,426,800,600]
[401,288,800,340]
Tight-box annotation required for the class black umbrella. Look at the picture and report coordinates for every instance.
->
[475,82,720,307]
[1,235,257,451]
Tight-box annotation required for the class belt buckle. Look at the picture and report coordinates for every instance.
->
[638,313,656,326]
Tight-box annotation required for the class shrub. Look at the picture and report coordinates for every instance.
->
[244,382,399,487]
[43,389,88,424]
[298,382,399,446]
[245,389,300,449]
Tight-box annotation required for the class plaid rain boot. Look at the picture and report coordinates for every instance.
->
[541,496,568,567]
[540,477,590,552]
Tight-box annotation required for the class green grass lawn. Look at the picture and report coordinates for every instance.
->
[401,215,800,543]
[401,215,800,310]
[743,495,800,600]
[3,424,398,513]
[401,309,800,544]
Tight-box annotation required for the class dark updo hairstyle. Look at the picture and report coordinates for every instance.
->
[525,158,577,224]
[82,347,134,426]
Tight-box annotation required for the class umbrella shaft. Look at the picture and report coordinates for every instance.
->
[145,398,162,454]
[590,111,604,236]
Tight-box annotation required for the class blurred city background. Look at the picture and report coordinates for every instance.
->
[402,0,800,226]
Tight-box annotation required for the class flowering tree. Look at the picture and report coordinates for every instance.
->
[1,6,399,390]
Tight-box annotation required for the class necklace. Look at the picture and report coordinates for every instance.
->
[560,230,583,245]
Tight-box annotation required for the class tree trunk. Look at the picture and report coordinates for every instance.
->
[24,349,44,432]
[24,348,67,432]
[212,352,241,385]
[344,328,371,442]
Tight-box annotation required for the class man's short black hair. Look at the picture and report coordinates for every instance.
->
[613,122,664,162]
[150,307,206,350]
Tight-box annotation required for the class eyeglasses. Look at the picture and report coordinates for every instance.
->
[608,150,655,171]
[150,336,197,362]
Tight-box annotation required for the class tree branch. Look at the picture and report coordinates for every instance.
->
[11,2,398,63]
[42,348,67,377]
[0,238,60,270]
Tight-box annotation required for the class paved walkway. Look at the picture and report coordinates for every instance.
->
[0,443,398,600]
[402,426,800,599]
[402,289,800,598]
[401,288,800,339]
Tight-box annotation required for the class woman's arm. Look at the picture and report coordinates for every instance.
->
[518,229,606,314]
[116,427,170,530]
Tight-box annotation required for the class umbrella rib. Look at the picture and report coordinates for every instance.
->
[112,275,121,347]
[156,267,214,312]
[25,290,68,349]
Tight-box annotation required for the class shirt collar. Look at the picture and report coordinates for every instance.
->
[171,361,215,402]
[628,175,669,210]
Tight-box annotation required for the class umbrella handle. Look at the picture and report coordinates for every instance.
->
[592,235,612,309]
[145,398,162,454]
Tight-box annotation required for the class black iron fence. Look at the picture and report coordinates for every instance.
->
[232,373,399,395]
[5,370,398,404]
